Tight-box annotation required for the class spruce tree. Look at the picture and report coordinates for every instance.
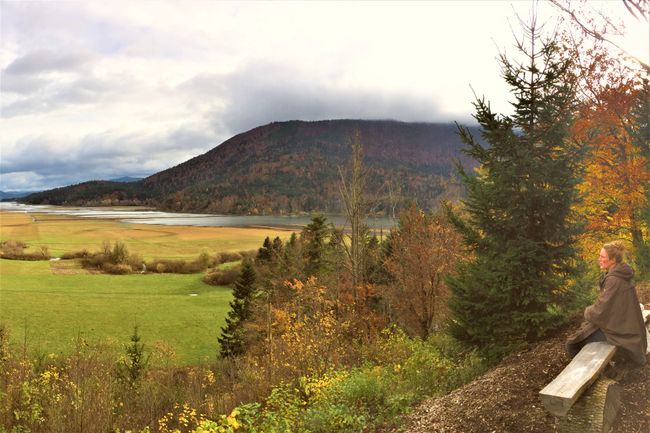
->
[218,259,257,358]
[447,19,582,358]
[629,80,650,278]
[257,237,273,261]
[303,214,331,277]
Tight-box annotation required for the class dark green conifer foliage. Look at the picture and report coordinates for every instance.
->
[257,237,273,261]
[117,326,150,386]
[303,214,331,277]
[630,80,650,278]
[271,236,284,256]
[218,259,257,358]
[447,19,582,358]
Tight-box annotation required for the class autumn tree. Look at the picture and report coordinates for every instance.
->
[218,259,257,358]
[338,131,370,299]
[447,17,582,357]
[553,1,650,276]
[384,204,461,339]
[572,76,650,276]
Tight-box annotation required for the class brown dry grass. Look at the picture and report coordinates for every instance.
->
[0,211,296,260]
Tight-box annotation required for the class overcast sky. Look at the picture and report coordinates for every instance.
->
[1,0,647,192]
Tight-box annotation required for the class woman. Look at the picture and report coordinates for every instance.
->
[566,241,647,366]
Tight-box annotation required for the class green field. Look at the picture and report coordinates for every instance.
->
[0,211,296,365]
[0,259,232,365]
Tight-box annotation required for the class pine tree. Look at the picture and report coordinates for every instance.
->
[303,214,331,277]
[447,18,582,358]
[218,259,257,358]
[257,237,273,261]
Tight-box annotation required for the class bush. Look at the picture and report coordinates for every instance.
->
[216,252,242,264]
[0,240,50,260]
[1,240,26,255]
[203,266,241,286]
[61,249,90,259]
[110,241,129,264]
[81,252,110,269]
[299,403,366,433]
[238,250,257,260]
[146,259,201,274]
[104,263,132,275]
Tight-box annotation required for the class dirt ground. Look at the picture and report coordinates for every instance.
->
[399,283,650,433]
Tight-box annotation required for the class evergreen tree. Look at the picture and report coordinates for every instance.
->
[629,79,650,278]
[117,326,150,387]
[447,19,582,358]
[303,214,331,277]
[257,237,273,261]
[218,259,257,358]
[271,236,284,256]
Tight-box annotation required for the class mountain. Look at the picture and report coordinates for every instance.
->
[1,190,41,200]
[21,119,479,215]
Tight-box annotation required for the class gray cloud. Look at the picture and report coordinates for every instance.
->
[1,125,218,190]
[1,73,133,117]
[0,74,49,94]
[211,61,452,135]
[4,50,95,76]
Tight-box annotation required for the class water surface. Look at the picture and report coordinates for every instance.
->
[0,202,395,230]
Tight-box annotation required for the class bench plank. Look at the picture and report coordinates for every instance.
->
[539,342,616,417]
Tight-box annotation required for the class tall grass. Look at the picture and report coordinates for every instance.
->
[0,325,486,433]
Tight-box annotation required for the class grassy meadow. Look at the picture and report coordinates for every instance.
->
[0,210,295,365]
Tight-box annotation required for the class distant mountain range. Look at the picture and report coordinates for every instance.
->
[1,177,142,202]
[0,190,36,200]
[20,119,479,215]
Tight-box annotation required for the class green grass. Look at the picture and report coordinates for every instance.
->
[0,259,232,365]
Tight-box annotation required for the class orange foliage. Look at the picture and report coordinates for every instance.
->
[384,205,462,338]
[572,77,649,256]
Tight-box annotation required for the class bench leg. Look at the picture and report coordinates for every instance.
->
[558,377,621,433]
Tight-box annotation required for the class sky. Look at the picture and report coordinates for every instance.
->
[1,0,648,192]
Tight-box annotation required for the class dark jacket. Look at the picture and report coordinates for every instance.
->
[567,263,647,365]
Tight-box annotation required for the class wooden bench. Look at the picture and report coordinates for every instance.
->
[539,305,649,432]
[539,341,617,417]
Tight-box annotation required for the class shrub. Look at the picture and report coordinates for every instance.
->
[203,266,241,286]
[216,252,242,264]
[238,250,257,260]
[0,240,50,260]
[146,259,200,274]
[0,240,27,256]
[299,403,366,433]
[196,251,214,269]
[81,252,109,269]
[104,263,132,275]
[61,249,89,259]
[127,253,144,271]
[148,259,183,273]
[110,241,129,264]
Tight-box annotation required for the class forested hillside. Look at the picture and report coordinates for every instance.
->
[21,120,478,215]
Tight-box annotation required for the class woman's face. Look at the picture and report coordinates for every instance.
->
[598,248,616,271]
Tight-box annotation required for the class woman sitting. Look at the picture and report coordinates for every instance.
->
[566,241,647,366]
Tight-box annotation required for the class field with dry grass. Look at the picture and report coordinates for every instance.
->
[0,211,293,260]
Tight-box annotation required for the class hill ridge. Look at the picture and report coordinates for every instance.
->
[21,119,478,214]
